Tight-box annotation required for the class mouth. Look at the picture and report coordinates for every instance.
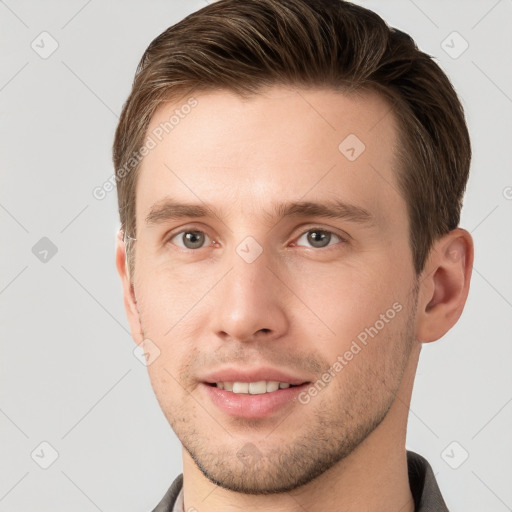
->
[201,380,311,419]
[204,381,306,394]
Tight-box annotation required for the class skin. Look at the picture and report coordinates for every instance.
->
[116,86,474,512]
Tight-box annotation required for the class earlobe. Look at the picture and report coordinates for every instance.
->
[416,229,474,343]
[115,231,143,343]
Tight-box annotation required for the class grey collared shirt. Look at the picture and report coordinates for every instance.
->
[152,451,448,512]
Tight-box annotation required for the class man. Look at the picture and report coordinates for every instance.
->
[113,1,473,510]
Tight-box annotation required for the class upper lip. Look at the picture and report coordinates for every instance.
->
[200,367,312,386]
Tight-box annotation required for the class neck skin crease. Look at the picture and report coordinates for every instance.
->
[181,346,420,512]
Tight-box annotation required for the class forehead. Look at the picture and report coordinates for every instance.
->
[135,86,405,231]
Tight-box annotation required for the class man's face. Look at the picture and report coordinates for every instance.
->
[128,86,420,493]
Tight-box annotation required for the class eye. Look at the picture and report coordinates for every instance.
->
[169,230,212,250]
[295,229,344,249]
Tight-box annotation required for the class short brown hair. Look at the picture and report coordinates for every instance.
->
[113,0,471,278]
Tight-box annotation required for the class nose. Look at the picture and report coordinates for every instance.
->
[210,247,289,343]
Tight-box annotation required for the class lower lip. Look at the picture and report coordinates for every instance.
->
[201,383,309,419]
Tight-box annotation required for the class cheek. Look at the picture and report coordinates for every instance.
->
[146,342,200,397]
[323,305,412,401]
[135,259,217,334]
[288,258,405,343]
[145,362,184,425]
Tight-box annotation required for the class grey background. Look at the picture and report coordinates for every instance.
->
[1,0,511,510]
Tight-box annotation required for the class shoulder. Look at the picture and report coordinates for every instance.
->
[407,451,449,512]
[151,473,183,512]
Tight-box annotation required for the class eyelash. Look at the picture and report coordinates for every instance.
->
[165,226,348,251]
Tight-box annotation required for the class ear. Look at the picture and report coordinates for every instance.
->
[415,228,474,343]
[115,230,143,344]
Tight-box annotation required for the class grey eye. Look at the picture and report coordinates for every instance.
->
[171,230,210,249]
[296,230,341,248]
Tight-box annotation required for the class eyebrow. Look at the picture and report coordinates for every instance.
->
[145,197,375,227]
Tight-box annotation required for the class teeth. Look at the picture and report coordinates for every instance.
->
[233,382,249,393]
[214,381,298,394]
